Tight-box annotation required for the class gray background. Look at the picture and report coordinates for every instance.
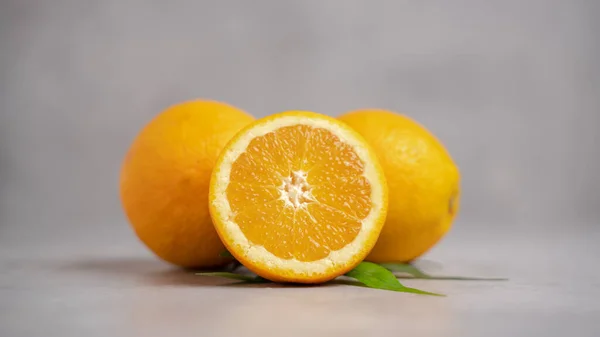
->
[2,0,599,233]
[1,1,600,337]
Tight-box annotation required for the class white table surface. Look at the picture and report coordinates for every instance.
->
[1,223,599,337]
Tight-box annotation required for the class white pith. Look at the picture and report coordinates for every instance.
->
[280,170,313,208]
[212,115,385,277]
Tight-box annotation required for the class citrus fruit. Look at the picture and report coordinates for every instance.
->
[120,100,254,268]
[338,109,460,263]
[209,111,388,283]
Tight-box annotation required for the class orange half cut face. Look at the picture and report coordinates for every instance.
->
[209,111,388,283]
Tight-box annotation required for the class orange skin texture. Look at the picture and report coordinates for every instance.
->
[120,100,254,268]
[339,109,460,263]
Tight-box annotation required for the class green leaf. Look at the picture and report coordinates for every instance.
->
[379,263,430,278]
[219,250,234,258]
[379,263,508,281]
[196,272,270,283]
[345,262,444,296]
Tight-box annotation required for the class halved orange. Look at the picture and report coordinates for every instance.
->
[209,111,388,283]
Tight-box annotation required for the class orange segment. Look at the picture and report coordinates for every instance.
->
[233,199,290,258]
[303,203,362,255]
[304,127,365,178]
[225,182,281,214]
[311,176,372,219]
[209,111,388,283]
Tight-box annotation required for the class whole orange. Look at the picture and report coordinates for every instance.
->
[120,100,254,268]
[338,109,460,262]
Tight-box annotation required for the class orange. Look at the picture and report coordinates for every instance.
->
[120,100,254,268]
[339,109,460,262]
[209,111,388,283]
